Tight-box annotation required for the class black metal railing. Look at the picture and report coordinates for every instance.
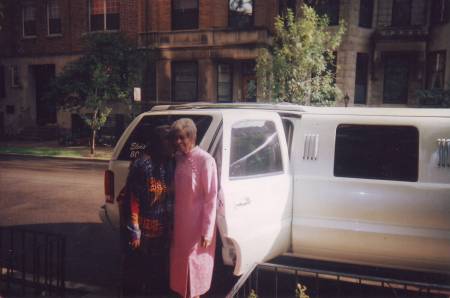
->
[227,263,450,298]
[374,26,429,41]
[0,227,66,297]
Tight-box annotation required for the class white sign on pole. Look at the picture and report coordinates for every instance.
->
[134,87,141,102]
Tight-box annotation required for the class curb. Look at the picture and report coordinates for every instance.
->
[0,152,110,163]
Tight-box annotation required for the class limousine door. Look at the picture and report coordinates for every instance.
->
[219,110,292,275]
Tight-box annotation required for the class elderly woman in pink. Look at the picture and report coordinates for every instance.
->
[169,118,218,298]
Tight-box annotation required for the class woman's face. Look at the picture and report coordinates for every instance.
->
[174,130,195,154]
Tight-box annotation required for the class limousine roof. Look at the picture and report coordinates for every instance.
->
[150,102,450,118]
[150,102,306,113]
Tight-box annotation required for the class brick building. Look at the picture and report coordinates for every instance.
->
[0,0,449,137]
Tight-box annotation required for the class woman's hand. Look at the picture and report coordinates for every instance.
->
[201,236,211,248]
[130,239,140,249]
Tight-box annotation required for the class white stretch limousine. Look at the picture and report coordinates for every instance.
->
[101,103,450,276]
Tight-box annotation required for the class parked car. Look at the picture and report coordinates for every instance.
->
[100,103,450,276]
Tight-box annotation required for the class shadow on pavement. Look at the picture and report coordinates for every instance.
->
[1,223,121,296]
[1,223,239,297]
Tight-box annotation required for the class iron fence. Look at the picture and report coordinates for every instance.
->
[0,227,66,297]
[227,262,450,298]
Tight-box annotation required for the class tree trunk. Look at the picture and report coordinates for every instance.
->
[90,108,98,156]
[91,129,96,156]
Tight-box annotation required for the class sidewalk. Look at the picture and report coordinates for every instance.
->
[0,140,113,161]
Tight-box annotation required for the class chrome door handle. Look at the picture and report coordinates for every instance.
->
[235,197,251,207]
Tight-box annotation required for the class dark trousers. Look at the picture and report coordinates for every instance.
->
[121,237,170,297]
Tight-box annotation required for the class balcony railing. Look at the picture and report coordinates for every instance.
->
[138,28,271,49]
[374,26,429,41]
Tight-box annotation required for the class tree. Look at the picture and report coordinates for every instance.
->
[256,5,345,105]
[47,33,144,155]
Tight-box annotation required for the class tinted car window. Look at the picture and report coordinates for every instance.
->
[230,120,283,178]
[118,115,213,160]
[334,124,419,182]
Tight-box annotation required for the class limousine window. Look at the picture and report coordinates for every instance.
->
[118,115,212,160]
[334,124,419,182]
[230,120,283,178]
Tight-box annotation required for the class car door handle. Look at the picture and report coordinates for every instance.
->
[235,197,251,207]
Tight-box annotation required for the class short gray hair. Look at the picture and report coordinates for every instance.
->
[170,118,197,142]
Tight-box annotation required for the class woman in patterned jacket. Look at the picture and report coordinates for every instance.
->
[122,125,174,297]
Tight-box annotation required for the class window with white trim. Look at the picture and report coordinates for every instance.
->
[22,2,37,37]
[305,0,340,26]
[392,0,412,26]
[431,0,450,25]
[172,62,198,102]
[427,51,446,89]
[89,0,120,31]
[229,0,254,28]
[217,63,232,102]
[359,0,374,28]
[47,0,62,35]
[172,0,199,30]
[354,53,369,104]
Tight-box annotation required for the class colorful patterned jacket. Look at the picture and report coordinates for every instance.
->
[126,156,174,242]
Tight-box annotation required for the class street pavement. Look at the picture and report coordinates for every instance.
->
[0,155,120,296]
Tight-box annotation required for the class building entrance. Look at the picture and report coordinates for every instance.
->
[33,64,56,125]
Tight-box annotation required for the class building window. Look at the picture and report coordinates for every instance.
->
[392,0,411,26]
[172,0,199,30]
[0,65,5,98]
[279,0,297,16]
[431,0,450,25]
[354,53,369,104]
[383,56,409,104]
[334,124,419,182]
[10,66,20,88]
[217,63,233,102]
[47,0,62,35]
[89,0,120,31]
[305,0,340,26]
[230,120,283,178]
[359,0,373,28]
[172,62,198,102]
[427,51,447,89]
[229,0,254,28]
[22,2,37,37]
[241,61,256,102]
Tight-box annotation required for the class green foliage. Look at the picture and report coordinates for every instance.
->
[47,33,145,154]
[247,289,258,298]
[49,33,143,112]
[296,283,310,298]
[256,5,345,106]
[246,283,310,298]
[416,88,450,108]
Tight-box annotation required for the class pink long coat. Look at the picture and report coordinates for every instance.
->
[170,146,218,298]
